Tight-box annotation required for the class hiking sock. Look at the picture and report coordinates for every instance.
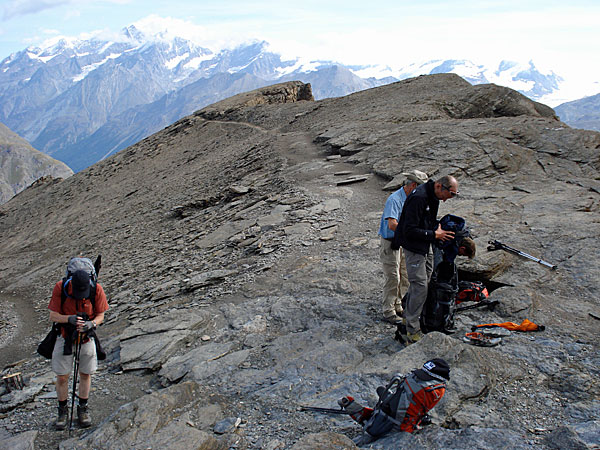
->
[58,400,68,408]
[78,398,88,407]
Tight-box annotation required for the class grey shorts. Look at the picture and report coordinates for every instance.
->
[51,335,97,375]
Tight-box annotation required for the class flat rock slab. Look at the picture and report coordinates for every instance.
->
[58,382,236,450]
[119,311,208,371]
[159,341,233,383]
[0,430,37,450]
[0,384,45,413]
[197,219,256,248]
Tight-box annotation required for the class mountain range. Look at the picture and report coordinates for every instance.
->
[554,93,600,132]
[0,24,592,172]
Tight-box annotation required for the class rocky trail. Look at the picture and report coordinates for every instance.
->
[0,77,599,449]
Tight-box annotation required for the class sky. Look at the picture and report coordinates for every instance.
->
[1,0,599,96]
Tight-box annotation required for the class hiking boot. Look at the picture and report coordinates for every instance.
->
[55,405,68,430]
[463,332,501,347]
[394,322,408,344]
[77,405,92,428]
[407,331,423,344]
[383,314,402,325]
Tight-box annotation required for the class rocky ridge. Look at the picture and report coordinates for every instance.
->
[0,123,73,204]
[0,75,599,450]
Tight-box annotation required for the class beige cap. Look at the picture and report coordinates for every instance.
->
[402,169,428,185]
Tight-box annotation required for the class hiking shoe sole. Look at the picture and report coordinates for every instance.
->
[463,332,501,347]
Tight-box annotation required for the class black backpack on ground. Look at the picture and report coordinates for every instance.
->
[420,261,458,334]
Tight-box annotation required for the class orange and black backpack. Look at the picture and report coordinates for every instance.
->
[456,281,489,304]
[362,372,446,438]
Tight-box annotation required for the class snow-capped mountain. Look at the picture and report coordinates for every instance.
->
[0,24,585,171]
[352,59,564,106]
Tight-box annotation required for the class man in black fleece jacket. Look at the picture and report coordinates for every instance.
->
[397,175,459,343]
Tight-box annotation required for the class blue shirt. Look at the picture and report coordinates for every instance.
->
[378,188,408,239]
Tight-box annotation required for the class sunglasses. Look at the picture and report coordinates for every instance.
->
[442,185,459,197]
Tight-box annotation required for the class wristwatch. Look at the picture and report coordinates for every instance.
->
[91,320,97,328]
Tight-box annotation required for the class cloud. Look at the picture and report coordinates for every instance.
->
[2,0,71,20]
[2,0,130,21]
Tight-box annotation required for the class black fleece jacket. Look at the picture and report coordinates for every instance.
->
[395,179,440,255]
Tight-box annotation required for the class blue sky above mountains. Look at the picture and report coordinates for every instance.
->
[1,0,599,96]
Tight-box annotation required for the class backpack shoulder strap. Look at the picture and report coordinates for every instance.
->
[89,281,96,309]
[61,277,68,310]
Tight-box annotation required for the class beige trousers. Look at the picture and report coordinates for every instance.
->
[380,237,409,317]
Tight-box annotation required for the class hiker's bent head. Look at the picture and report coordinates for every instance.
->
[71,270,91,299]
[434,176,459,202]
[459,237,476,258]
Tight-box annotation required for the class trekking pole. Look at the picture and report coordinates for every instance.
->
[456,300,499,313]
[68,332,82,435]
[487,240,557,270]
[299,405,349,415]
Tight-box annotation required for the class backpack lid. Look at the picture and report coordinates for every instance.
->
[66,257,96,280]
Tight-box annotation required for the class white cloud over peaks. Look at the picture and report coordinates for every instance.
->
[132,15,207,44]
[131,14,263,53]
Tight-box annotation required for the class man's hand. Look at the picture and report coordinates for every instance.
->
[67,315,79,326]
[435,224,455,242]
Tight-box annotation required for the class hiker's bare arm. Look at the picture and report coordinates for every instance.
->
[93,312,105,327]
[49,310,104,326]
[49,311,72,323]
[387,218,398,231]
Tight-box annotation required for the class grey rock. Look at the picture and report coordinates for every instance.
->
[58,382,226,450]
[310,199,341,215]
[197,219,257,248]
[290,431,358,449]
[571,420,600,448]
[489,286,534,319]
[187,269,237,290]
[367,427,540,449]
[543,425,592,450]
[158,342,233,383]
[0,384,45,413]
[120,312,208,371]
[231,185,251,194]
[0,430,37,450]
[214,416,241,434]
[284,222,312,235]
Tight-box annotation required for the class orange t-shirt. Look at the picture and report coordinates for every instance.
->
[48,280,109,337]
